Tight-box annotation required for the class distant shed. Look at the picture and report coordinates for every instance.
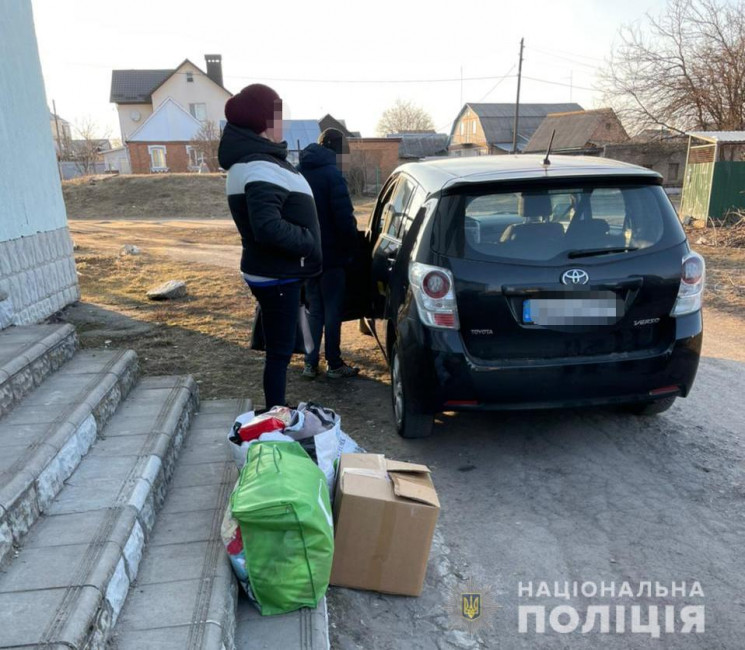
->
[679,131,745,222]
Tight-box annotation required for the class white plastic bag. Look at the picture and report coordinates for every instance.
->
[288,403,365,499]
[227,404,365,499]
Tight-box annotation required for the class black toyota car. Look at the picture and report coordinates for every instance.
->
[343,155,704,438]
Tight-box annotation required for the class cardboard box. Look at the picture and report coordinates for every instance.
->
[330,453,440,596]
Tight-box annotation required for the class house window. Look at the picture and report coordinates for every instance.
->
[668,162,680,181]
[186,145,201,169]
[148,145,167,171]
[189,103,207,122]
[186,71,194,83]
[472,121,477,134]
[460,122,465,135]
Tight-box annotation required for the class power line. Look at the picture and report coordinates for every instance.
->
[527,46,599,70]
[224,73,517,84]
[476,65,516,102]
[528,46,607,64]
[523,75,596,92]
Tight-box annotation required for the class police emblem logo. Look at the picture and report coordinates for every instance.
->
[449,581,501,633]
[462,593,481,621]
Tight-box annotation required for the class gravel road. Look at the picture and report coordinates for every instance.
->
[329,314,745,650]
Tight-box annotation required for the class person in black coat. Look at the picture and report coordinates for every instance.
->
[218,84,322,408]
[297,129,359,379]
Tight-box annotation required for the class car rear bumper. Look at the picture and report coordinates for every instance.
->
[397,310,703,412]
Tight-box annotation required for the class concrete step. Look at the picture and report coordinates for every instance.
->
[236,595,330,650]
[0,323,78,418]
[0,348,139,566]
[110,398,251,650]
[0,375,199,650]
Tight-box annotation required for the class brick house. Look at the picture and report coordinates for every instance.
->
[524,108,629,155]
[126,98,206,173]
[603,137,689,187]
[347,137,402,195]
[109,55,231,173]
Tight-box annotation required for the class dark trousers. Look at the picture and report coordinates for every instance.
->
[305,267,345,369]
[249,281,301,408]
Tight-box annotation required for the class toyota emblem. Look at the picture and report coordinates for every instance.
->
[561,269,589,285]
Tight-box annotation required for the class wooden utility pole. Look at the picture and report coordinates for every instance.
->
[511,38,524,154]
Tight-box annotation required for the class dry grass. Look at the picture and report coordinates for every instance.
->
[63,173,378,223]
[63,173,232,220]
[74,250,261,397]
[694,245,745,316]
[70,239,389,408]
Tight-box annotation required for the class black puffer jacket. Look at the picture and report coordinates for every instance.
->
[298,144,358,269]
[218,124,322,279]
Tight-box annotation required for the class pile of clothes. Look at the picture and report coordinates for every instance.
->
[221,403,364,615]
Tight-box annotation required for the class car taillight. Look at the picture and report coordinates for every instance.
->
[422,271,450,299]
[671,251,705,317]
[409,262,460,330]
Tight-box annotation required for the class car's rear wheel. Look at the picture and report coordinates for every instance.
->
[625,396,677,415]
[391,341,434,438]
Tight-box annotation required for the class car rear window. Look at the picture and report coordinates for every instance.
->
[435,182,683,263]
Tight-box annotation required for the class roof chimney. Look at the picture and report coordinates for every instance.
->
[205,54,223,88]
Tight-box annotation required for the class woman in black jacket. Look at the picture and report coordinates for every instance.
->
[218,84,322,408]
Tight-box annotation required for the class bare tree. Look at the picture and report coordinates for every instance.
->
[601,0,745,134]
[348,149,372,196]
[376,99,435,136]
[189,120,221,171]
[68,116,110,175]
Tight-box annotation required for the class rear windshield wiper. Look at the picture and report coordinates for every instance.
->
[568,247,639,259]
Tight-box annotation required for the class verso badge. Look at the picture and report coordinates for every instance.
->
[561,269,590,285]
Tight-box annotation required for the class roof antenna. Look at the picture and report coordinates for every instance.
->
[543,129,556,166]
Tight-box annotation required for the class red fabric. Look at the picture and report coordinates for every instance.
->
[226,526,243,555]
[237,415,286,442]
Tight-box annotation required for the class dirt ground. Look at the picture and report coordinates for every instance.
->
[64,197,386,442]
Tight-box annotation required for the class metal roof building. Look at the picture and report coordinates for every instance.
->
[524,108,629,154]
[680,131,745,222]
[449,102,583,154]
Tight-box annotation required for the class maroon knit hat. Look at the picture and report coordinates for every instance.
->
[225,84,282,133]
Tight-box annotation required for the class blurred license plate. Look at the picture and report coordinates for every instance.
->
[523,297,623,325]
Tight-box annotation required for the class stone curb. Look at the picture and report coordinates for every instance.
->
[0,375,199,649]
[0,323,78,418]
[0,349,139,568]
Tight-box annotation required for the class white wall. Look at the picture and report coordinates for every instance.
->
[102,148,131,174]
[0,0,68,241]
[117,102,153,142]
[0,0,79,326]
[151,61,229,129]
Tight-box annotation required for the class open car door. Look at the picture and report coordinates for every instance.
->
[341,228,374,321]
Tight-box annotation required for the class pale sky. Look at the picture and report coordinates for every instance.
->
[31,0,673,141]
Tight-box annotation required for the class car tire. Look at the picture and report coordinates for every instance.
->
[625,396,677,415]
[390,341,434,438]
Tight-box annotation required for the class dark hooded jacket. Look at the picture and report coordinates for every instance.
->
[297,144,358,269]
[218,124,322,279]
